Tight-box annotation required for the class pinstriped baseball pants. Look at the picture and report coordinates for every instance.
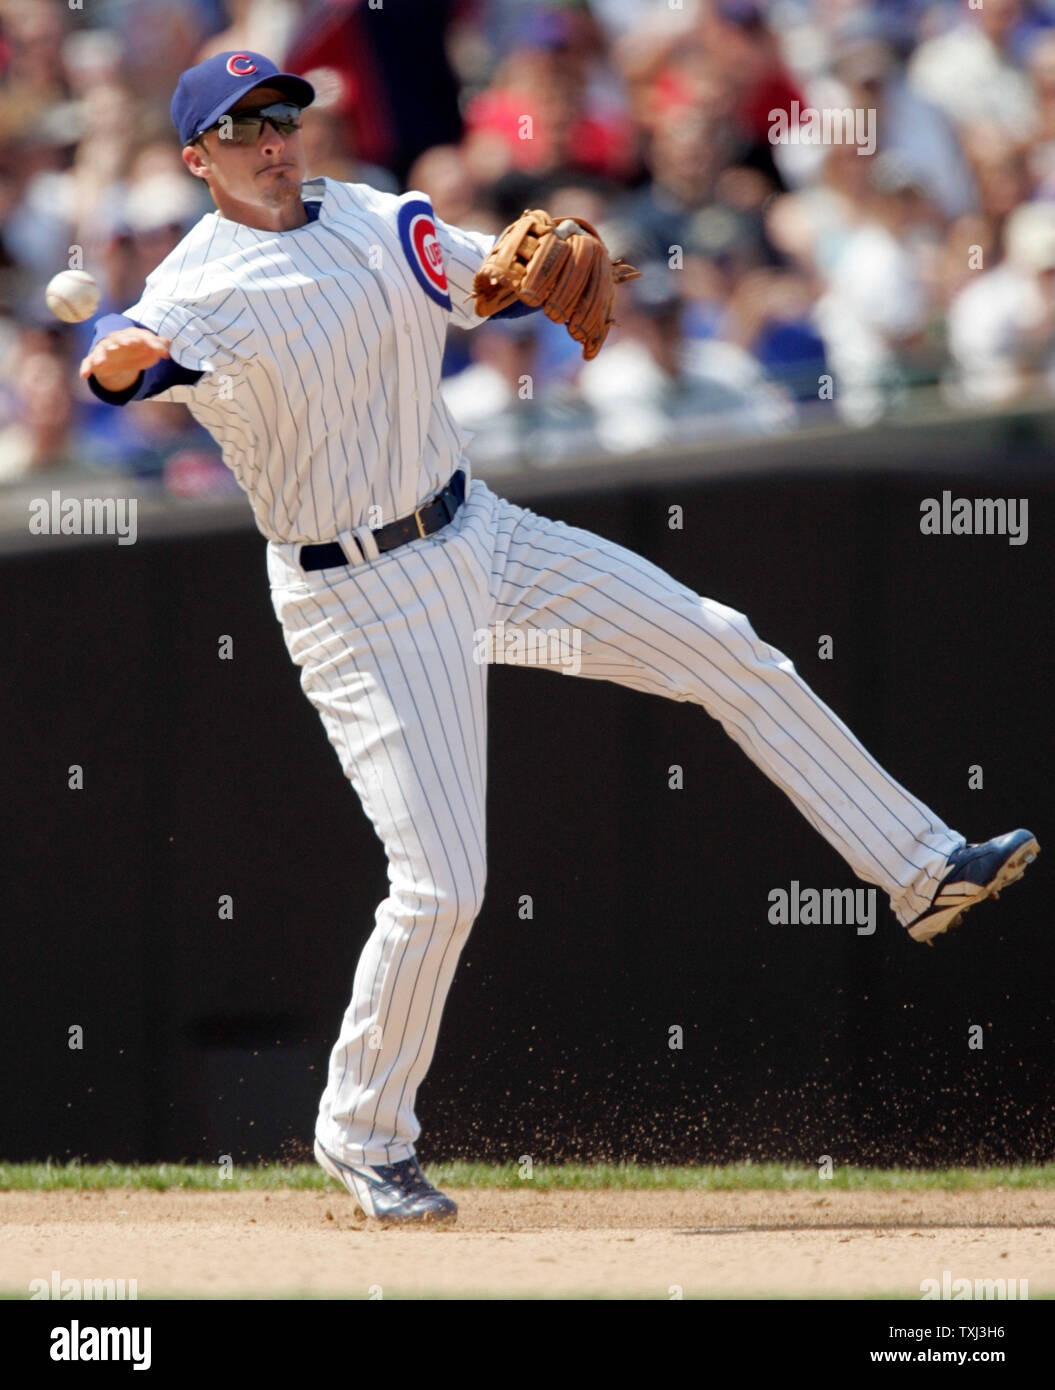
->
[266,476,962,1166]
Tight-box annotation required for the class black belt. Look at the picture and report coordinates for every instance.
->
[300,470,466,572]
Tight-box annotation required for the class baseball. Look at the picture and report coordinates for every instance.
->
[45,270,101,324]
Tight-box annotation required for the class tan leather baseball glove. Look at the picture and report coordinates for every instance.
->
[472,209,641,360]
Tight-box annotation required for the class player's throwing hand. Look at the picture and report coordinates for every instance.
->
[79,329,171,393]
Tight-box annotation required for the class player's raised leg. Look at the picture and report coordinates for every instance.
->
[481,489,1036,936]
[266,524,490,1196]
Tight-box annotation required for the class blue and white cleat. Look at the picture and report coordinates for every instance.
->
[908,829,1039,944]
[314,1139,458,1225]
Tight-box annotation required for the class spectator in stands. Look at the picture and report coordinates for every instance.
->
[811,154,943,425]
[285,0,464,184]
[461,5,639,207]
[440,314,594,471]
[830,28,976,221]
[0,327,75,480]
[0,0,69,143]
[947,198,1055,405]
[405,144,493,233]
[609,95,738,265]
[908,0,1037,142]
[576,260,795,453]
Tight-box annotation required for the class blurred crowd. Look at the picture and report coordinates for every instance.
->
[5,0,1055,487]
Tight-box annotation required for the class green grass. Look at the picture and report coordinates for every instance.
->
[2,1160,1054,1192]
[433,1162,1055,1192]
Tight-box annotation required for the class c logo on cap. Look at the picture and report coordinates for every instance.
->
[226,54,258,77]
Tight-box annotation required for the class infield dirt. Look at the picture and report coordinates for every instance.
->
[2,1189,1054,1298]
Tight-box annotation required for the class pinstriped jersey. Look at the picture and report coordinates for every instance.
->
[120,176,495,543]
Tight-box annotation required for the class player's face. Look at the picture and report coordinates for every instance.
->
[182,85,308,229]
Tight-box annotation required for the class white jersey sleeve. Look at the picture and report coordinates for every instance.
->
[121,290,244,399]
[122,297,215,375]
[432,213,497,332]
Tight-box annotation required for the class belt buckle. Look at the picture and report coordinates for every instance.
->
[413,503,428,540]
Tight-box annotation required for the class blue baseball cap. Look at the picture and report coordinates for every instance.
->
[171,51,315,146]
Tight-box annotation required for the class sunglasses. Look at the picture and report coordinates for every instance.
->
[197,101,303,145]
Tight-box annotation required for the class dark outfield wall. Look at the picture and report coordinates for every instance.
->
[3,458,1051,1166]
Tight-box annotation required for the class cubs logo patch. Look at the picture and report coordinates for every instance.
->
[397,199,451,310]
[227,54,257,77]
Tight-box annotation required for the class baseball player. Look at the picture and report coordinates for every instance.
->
[81,52,1038,1225]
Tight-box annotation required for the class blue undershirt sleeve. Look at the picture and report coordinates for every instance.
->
[86,313,204,405]
[491,299,542,321]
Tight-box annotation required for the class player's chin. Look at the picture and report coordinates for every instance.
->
[257,165,298,190]
[258,171,301,206]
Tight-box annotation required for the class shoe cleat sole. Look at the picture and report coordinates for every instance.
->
[911,836,1039,944]
[314,1139,458,1226]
